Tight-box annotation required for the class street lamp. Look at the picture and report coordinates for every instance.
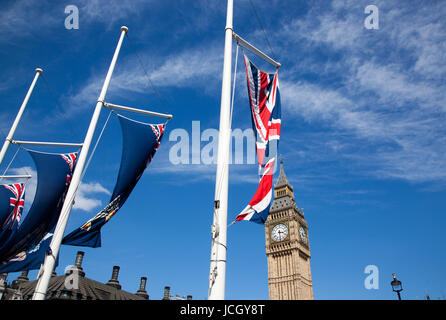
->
[390,273,403,300]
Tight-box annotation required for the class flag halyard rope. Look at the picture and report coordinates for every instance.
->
[126,33,171,116]
[248,0,277,61]
[0,146,22,181]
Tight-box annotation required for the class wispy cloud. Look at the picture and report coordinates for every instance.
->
[30,0,446,187]
[78,0,152,29]
[272,0,446,184]
[0,0,153,41]
[73,181,111,212]
[0,1,59,42]
[65,43,223,114]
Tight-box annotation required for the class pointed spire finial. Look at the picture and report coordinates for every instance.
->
[275,154,293,190]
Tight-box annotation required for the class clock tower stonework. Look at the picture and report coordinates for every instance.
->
[265,158,314,300]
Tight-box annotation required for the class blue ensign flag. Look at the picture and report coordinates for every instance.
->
[62,115,165,248]
[0,232,58,273]
[0,151,76,262]
[0,232,59,273]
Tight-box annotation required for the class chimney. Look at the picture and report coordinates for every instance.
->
[0,273,7,285]
[11,270,29,290]
[17,270,29,282]
[162,286,170,300]
[106,266,121,289]
[66,251,85,277]
[135,276,149,300]
[75,251,84,268]
[0,273,7,299]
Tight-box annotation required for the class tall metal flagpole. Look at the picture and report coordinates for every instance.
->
[0,68,43,168]
[32,26,128,300]
[208,0,233,300]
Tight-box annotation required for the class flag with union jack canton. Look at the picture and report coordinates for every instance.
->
[235,54,281,224]
[0,151,77,262]
[63,115,166,248]
[0,183,26,245]
[0,232,58,273]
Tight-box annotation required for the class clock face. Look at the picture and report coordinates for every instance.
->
[299,226,307,244]
[271,224,288,242]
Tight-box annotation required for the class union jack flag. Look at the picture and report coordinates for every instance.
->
[2,183,26,230]
[61,152,77,185]
[148,123,165,164]
[150,123,165,150]
[150,123,165,140]
[235,54,281,224]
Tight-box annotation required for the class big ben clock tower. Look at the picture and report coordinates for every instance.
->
[265,157,314,300]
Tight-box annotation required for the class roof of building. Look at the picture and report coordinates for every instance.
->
[16,274,146,300]
[0,251,150,300]
[270,157,303,215]
[270,195,299,213]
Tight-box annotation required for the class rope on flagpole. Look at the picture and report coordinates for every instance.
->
[0,146,21,181]
[214,42,240,232]
[226,43,240,228]
[209,41,240,296]
[227,220,236,228]
[41,74,81,141]
[126,33,171,116]
[248,0,277,61]
[217,42,239,207]
[0,125,32,179]
[80,109,113,180]
[229,43,239,129]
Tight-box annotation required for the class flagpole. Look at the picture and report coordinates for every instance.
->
[32,26,128,300]
[208,0,233,300]
[0,68,43,168]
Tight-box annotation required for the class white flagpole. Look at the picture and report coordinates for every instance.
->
[0,68,43,168]
[208,0,233,300]
[32,26,128,300]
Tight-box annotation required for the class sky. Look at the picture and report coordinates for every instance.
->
[0,0,445,300]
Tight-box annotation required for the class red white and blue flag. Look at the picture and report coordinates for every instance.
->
[62,117,166,248]
[61,153,77,185]
[235,54,281,224]
[2,183,25,230]
[0,150,78,262]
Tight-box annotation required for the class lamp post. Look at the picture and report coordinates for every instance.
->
[390,273,403,300]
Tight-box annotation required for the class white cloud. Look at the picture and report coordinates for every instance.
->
[57,0,446,186]
[78,0,153,29]
[271,1,446,184]
[73,181,111,212]
[353,62,445,111]
[387,4,446,81]
[65,43,223,114]
[0,1,58,42]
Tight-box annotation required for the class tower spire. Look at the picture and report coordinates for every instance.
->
[275,155,293,190]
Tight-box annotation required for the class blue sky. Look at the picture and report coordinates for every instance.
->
[0,0,445,300]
